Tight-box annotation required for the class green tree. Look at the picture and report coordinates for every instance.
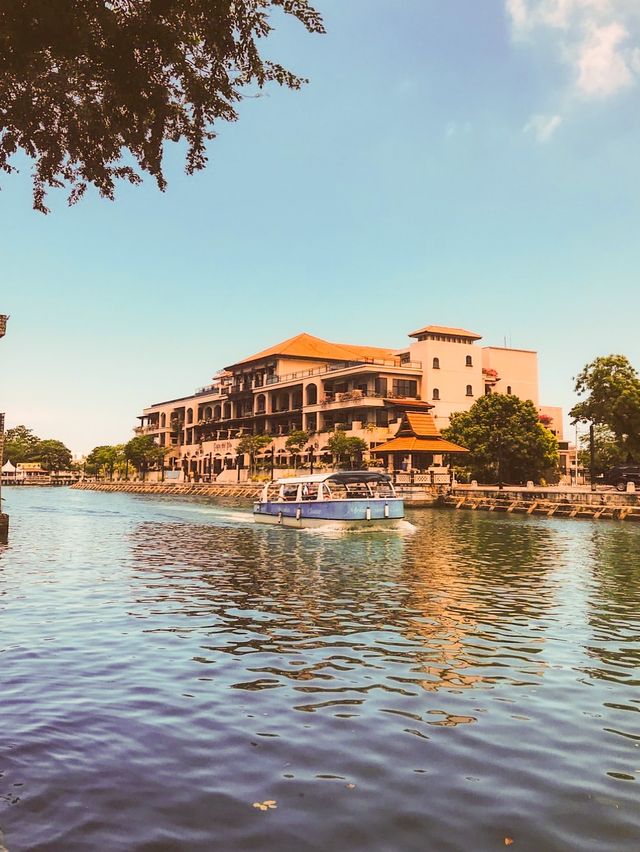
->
[86,444,124,480]
[571,355,640,461]
[578,426,625,477]
[3,425,40,464]
[327,430,368,469]
[35,439,73,472]
[443,394,559,484]
[124,436,165,481]
[0,1,324,212]
[285,430,309,469]
[236,434,272,476]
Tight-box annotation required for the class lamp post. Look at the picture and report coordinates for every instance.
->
[308,441,319,475]
[589,423,596,492]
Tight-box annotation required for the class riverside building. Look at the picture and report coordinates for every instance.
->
[135,325,563,481]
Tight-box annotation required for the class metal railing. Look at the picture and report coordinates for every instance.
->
[265,358,422,387]
[194,358,422,397]
[135,424,160,435]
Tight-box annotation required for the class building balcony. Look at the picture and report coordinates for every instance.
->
[134,424,160,435]
[264,358,423,388]
[304,391,388,412]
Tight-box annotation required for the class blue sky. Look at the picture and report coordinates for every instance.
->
[1,0,639,454]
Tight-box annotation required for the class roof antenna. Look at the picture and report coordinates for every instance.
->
[503,335,507,348]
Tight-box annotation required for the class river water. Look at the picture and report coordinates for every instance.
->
[1,487,639,852]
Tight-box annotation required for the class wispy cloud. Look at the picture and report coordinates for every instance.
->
[506,0,640,99]
[524,113,563,141]
[444,121,471,140]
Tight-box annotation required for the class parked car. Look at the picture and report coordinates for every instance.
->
[603,464,640,491]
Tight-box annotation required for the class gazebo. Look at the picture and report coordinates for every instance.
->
[370,410,467,472]
[1,460,17,483]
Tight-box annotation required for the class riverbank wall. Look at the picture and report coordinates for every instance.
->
[72,481,263,499]
[71,481,640,521]
[442,487,640,521]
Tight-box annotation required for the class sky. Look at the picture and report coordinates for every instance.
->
[1,0,640,455]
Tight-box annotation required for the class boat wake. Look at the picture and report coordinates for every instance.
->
[301,519,417,537]
[162,504,253,526]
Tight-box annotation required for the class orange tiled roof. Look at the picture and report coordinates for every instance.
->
[227,332,395,368]
[371,437,468,454]
[399,411,441,438]
[339,342,397,360]
[384,398,433,410]
[408,324,482,340]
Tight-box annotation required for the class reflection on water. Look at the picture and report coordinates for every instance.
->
[1,488,640,852]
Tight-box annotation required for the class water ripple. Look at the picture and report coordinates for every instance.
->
[1,488,640,851]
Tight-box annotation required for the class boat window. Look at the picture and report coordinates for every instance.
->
[345,482,370,498]
[281,484,299,502]
[300,482,319,501]
[265,483,281,502]
[372,480,394,498]
[323,481,348,500]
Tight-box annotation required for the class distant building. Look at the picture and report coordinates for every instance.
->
[135,325,562,480]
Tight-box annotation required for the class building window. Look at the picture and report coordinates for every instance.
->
[466,385,473,397]
[392,379,418,398]
[375,377,388,396]
[432,388,440,400]
[432,357,440,369]
[507,385,512,395]
[466,355,473,367]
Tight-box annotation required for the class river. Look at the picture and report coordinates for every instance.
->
[1,487,639,851]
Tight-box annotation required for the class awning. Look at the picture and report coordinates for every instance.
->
[370,437,467,454]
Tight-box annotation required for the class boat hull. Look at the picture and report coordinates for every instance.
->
[253,498,404,529]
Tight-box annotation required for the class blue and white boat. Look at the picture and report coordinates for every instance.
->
[253,471,405,528]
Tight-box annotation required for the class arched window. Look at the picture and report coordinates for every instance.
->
[465,355,473,367]
[160,413,166,428]
[507,386,512,395]
[256,394,266,414]
[466,385,473,397]
[186,407,193,424]
[204,406,213,420]
[305,383,318,405]
[432,388,440,400]
[432,357,440,370]
[213,405,221,420]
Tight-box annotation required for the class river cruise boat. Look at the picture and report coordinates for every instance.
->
[253,471,405,528]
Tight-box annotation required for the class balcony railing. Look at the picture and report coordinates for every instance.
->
[194,358,422,397]
[317,390,420,406]
[134,424,160,435]
[265,358,422,387]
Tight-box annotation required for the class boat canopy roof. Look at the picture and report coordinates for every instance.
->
[274,471,392,486]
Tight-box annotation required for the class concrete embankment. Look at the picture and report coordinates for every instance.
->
[72,481,262,499]
[442,487,640,522]
[72,481,640,522]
